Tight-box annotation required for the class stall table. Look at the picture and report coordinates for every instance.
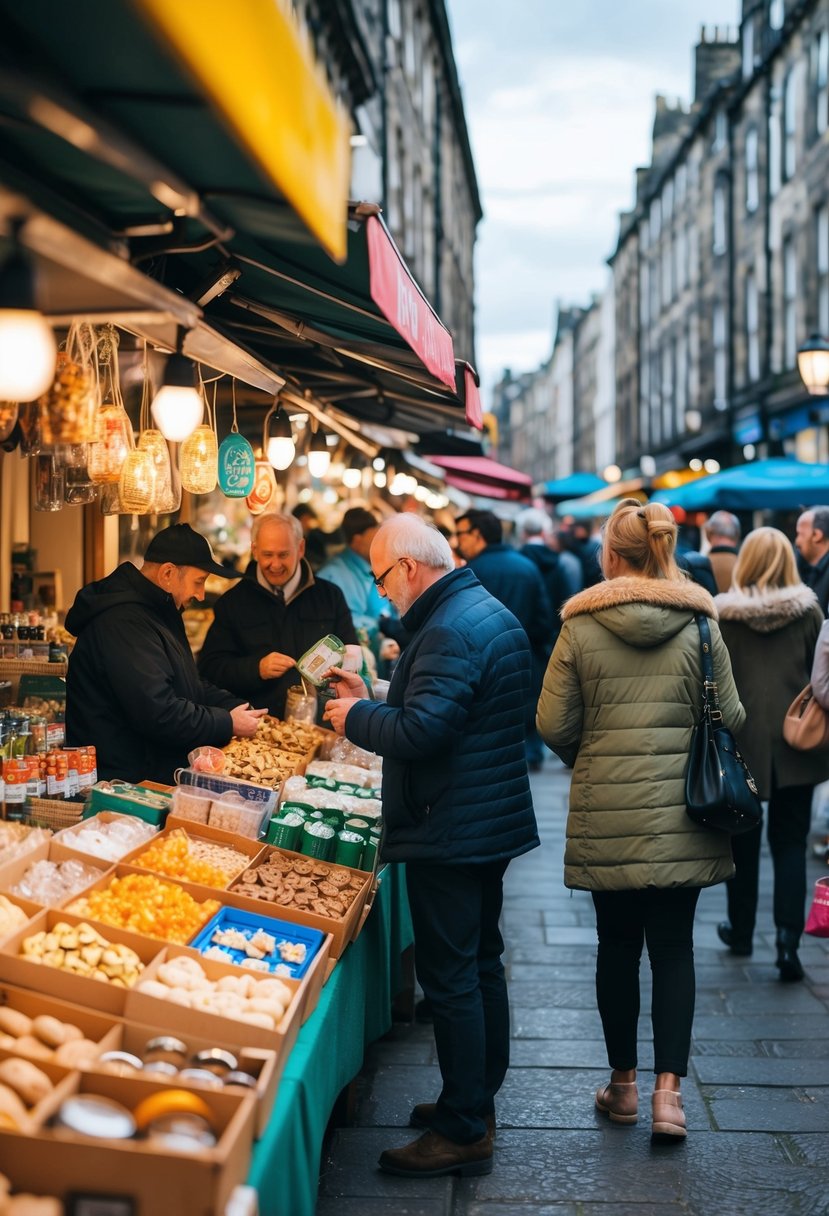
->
[247,862,412,1216]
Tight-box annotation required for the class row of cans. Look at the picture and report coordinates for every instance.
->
[268,804,381,871]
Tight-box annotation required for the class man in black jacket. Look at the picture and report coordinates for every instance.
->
[65,524,265,785]
[796,506,829,616]
[198,512,358,716]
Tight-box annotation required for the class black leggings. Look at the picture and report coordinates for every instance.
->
[591,886,701,1077]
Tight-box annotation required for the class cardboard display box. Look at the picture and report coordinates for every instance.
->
[108,1018,279,1139]
[0,837,51,894]
[1,1068,256,1216]
[0,908,163,1014]
[119,822,267,890]
[0,980,122,1056]
[58,863,223,945]
[0,845,111,913]
[49,811,161,866]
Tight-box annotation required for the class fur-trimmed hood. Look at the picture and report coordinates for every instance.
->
[714,583,819,633]
[561,576,716,651]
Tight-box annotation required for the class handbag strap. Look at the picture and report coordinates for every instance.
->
[695,614,723,722]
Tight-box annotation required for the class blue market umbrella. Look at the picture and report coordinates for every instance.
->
[537,472,607,501]
[651,459,829,511]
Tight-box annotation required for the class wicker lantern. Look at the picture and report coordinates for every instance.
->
[119,448,157,513]
[88,327,133,484]
[179,423,218,494]
[39,322,99,445]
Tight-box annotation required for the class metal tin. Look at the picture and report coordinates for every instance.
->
[143,1112,217,1151]
[177,1067,224,1089]
[141,1060,180,1078]
[97,1050,144,1076]
[190,1048,238,1076]
[143,1035,188,1067]
[54,1094,136,1140]
[223,1070,258,1091]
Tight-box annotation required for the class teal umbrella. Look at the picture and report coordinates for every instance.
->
[651,459,829,511]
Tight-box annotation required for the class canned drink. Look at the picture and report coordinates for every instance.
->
[360,838,378,872]
[299,820,335,860]
[334,830,364,869]
[268,817,302,852]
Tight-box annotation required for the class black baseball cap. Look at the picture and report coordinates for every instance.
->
[143,524,230,577]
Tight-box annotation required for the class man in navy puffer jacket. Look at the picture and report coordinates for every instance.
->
[324,515,539,1180]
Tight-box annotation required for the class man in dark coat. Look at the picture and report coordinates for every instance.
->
[65,524,265,785]
[796,505,829,615]
[324,515,539,1180]
[455,509,554,771]
[198,512,358,716]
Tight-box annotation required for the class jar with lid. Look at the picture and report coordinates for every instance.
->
[9,716,30,759]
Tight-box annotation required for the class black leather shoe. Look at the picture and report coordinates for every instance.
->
[775,930,805,982]
[717,922,753,956]
[378,1129,493,1178]
[409,1102,496,1140]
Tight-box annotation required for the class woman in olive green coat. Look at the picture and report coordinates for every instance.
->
[714,527,828,980]
[537,499,744,1141]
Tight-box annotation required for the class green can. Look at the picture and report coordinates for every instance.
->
[267,815,302,851]
[300,820,335,860]
[344,817,370,841]
[361,837,378,872]
[335,830,364,869]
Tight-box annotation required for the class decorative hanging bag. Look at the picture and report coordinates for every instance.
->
[119,342,158,513]
[685,614,763,836]
[88,326,133,484]
[218,379,255,497]
[39,320,98,445]
[783,684,829,752]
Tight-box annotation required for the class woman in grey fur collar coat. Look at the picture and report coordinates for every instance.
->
[715,527,829,980]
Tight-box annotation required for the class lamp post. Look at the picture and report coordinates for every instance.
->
[797,333,829,396]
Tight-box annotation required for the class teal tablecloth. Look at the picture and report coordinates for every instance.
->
[247,863,412,1216]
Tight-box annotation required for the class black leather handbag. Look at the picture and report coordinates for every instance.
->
[685,614,763,836]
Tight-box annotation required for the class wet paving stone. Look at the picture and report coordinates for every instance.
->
[692,1057,829,1085]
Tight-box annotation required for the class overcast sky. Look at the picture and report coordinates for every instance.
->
[446,0,741,400]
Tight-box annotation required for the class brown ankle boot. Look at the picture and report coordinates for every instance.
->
[595,1080,638,1124]
[651,1090,686,1139]
[378,1129,493,1178]
[409,1102,496,1140]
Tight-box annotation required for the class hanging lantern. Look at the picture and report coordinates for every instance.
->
[63,443,98,506]
[119,448,157,513]
[0,401,18,443]
[218,380,255,497]
[246,459,277,515]
[88,327,133,484]
[38,322,98,445]
[88,402,133,483]
[179,423,218,494]
[139,429,179,514]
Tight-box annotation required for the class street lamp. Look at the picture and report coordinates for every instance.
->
[797,333,829,396]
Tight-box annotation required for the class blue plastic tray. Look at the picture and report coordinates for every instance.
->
[188,907,324,979]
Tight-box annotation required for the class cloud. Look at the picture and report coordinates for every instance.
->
[447,0,741,397]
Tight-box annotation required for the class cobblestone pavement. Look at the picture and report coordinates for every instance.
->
[317,758,829,1215]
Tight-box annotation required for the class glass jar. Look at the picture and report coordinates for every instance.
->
[33,454,66,511]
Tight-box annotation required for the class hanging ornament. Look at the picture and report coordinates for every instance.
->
[119,342,157,513]
[179,372,218,494]
[218,379,255,497]
[139,429,178,513]
[246,458,277,515]
[0,401,18,443]
[38,321,98,445]
[88,326,133,484]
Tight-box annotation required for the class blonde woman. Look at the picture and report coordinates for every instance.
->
[715,527,828,980]
[537,499,744,1141]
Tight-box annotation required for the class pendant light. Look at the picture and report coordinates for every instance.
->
[88,326,134,485]
[119,341,158,513]
[0,246,57,401]
[151,328,204,441]
[263,399,295,470]
[343,452,364,489]
[307,424,331,479]
[179,373,218,494]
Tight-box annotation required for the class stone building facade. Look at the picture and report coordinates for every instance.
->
[296,0,481,364]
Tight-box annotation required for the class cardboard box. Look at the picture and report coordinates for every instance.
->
[1,1069,256,1216]
[124,943,305,1054]
[222,845,372,958]
[59,864,223,945]
[107,1018,279,1138]
[0,980,122,1056]
[0,889,43,941]
[0,837,50,894]
[50,811,160,866]
[0,846,111,909]
[120,822,266,889]
[0,909,163,1014]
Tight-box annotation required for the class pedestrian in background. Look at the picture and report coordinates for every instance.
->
[703,510,741,593]
[324,514,539,1177]
[558,515,603,587]
[537,499,743,1140]
[795,506,829,615]
[455,509,554,771]
[715,527,828,980]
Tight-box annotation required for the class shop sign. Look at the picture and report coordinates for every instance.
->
[135,0,351,262]
[366,217,456,390]
[218,432,256,497]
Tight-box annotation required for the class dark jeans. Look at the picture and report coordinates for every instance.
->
[726,781,814,943]
[405,859,511,1144]
[591,886,701,1077]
